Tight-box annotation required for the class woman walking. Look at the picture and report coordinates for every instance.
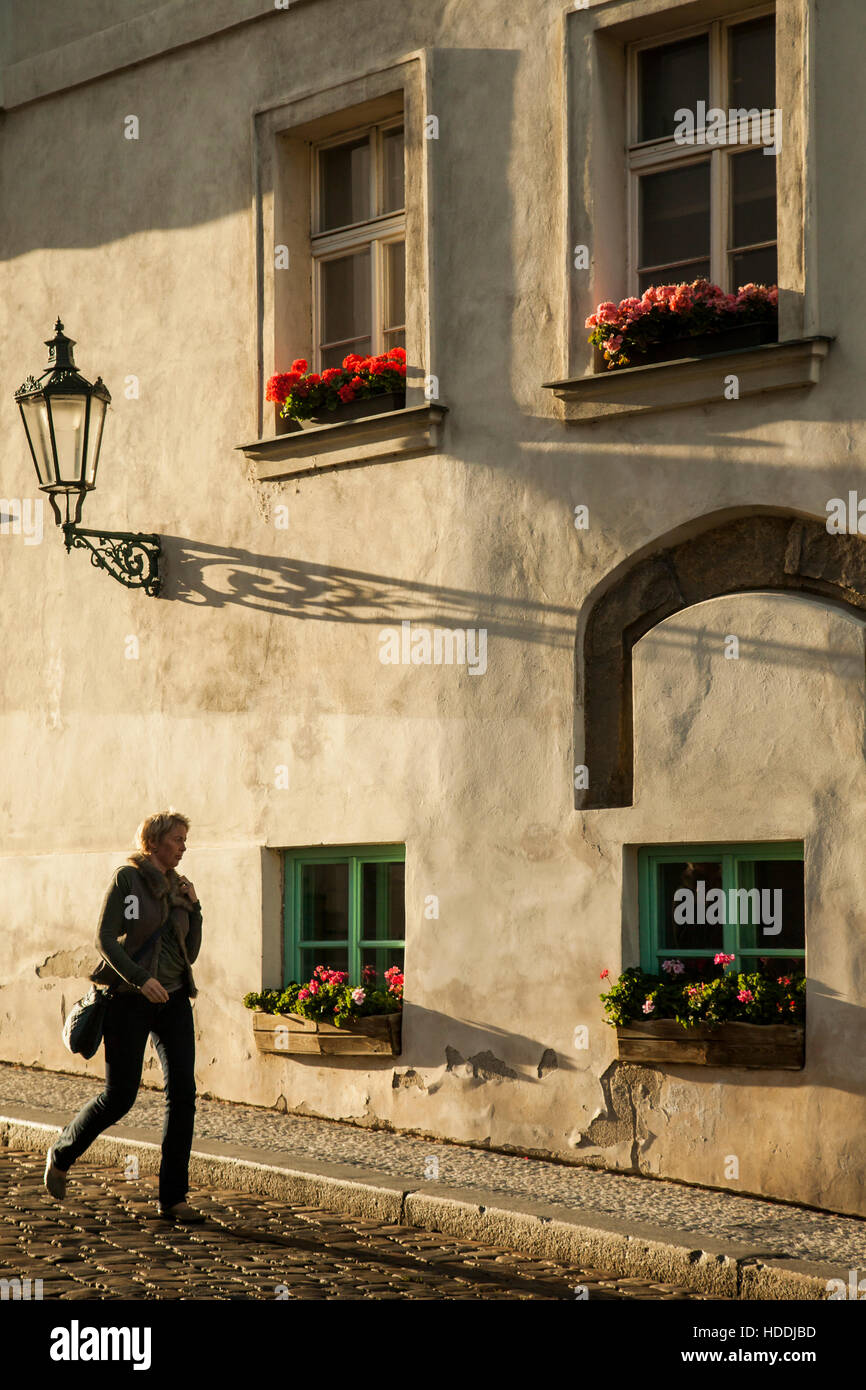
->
[44,811,204,1223]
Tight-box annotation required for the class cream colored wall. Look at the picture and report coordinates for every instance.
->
[3,0,866,1215]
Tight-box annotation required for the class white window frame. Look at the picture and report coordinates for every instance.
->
[626,3,777,298]
[311,117,406,371]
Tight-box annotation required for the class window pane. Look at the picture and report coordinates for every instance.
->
[384,240,405,333]
[299,946,349,979]
[639,261,710,295]
[362,862,405,941]
[639,34,709,142]
[735,861,805,952]
[320,338,371,369]
[319,137,371,231]
[658,861,725,952]
[739,955,804,980]
[640,162,710,271]
[731,148,776,248]
[729,14,775,113]
[361,945,405,983]
[300,863,349,941]
[321,250,371,346]
[731,246,777,289]
[382,126,404,213]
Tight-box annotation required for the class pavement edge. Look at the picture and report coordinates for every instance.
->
[0,1107,838,1301]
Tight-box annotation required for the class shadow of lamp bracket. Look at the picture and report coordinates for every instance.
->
[14,319,162,597]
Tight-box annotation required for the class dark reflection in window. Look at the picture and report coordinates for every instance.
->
[659,861,724,951]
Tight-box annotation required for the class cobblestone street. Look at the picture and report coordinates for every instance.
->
[0,1150,717,1301]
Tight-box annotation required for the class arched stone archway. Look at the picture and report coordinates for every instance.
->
[577,511,866,809]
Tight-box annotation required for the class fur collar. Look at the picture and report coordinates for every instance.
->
[127,851,190,910]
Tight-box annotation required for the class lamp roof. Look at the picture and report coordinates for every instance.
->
[14,318,111,403]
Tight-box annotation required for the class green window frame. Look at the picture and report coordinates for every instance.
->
[638,841,804,974]
[283,844,406,987]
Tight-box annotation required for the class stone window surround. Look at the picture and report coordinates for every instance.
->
[558,0,816,392]
[249,56,436,455]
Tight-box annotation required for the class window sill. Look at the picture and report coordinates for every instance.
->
[543,337,833,424]
[616,1020,804,1070]
[237,403,448,481]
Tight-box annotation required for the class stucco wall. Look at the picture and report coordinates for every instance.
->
[3,0,866,1216]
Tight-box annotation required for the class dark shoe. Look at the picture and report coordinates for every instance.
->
[44,1147,68,1201]
[159,1200,205,1224]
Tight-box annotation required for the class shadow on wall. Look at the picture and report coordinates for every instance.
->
[161,535,578,649]
[252,1004,585,1083]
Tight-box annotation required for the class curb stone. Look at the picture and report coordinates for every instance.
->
[0,1106,838,1300]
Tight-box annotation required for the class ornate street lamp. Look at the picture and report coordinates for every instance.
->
[14,319,162,596]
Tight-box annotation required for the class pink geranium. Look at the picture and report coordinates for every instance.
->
[585,277,777,369]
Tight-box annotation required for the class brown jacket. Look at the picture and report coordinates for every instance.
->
[89,852,202,997]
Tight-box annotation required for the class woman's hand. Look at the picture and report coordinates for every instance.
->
[141,977,170,1003]
[177,876,198,905]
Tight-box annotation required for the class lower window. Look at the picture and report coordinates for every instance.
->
[638,842,804,979]
[283,844,405,985]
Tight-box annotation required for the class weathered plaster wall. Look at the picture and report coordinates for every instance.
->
[3,0,866,1215]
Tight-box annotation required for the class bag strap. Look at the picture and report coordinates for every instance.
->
[130,924,165,963]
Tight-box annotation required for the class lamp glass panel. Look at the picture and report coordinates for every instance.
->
[19,396,55,484]
[48,394,88,484]
[85,397,107,487]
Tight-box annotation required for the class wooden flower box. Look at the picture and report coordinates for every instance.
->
[616,1019,804,1069]
[252,1009,402,1056]
[593,320,778,373]
[280,389,406,432]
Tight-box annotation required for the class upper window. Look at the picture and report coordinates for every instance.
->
[638,842,804,979]
[283,845,406,987]
[311,121,406,370]
[628,8,777,296]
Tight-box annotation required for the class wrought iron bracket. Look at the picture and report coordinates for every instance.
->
[60,522,162,597]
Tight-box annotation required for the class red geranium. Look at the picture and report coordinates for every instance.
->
[270,347,406,421]
[265,371,300,404]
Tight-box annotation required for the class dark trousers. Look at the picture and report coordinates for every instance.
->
[53,988,196,1210]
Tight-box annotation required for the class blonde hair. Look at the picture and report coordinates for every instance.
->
[135,810,190,855]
